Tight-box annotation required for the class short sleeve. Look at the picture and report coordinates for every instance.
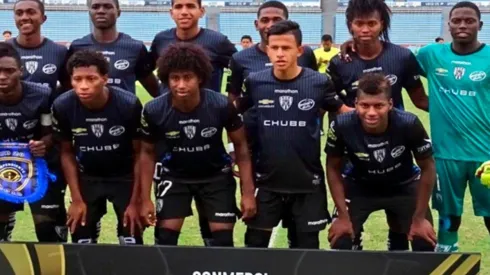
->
[415,45,432,77]
[128,99,143,139]
[223,101,243,132]
[408,117,433,160]
[140,105,159,143]
[217,37,238,69]
[304,47,318,71]
[324,119,345,157]
[402,52,424,91]
[321,78,344,112]
[135,44,155,79]
[229,56,244,97]
[41,89,53,127]
[51,103,71,141]
[327,59,346,94]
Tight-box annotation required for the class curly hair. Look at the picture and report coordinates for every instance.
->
[346,0,392,41]
[66,49,109,76]
[157,42,213,88]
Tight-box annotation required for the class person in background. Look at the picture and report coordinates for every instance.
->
[314,34,339,74]
[3,30,12,41]
[435,37,444,44]
[240,35,253,50]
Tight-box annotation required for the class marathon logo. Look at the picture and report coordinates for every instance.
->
[192,272,268,275]
[179,119,200,125]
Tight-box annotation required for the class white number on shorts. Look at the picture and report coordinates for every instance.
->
[156,180,172,198]
[153,162,163,181]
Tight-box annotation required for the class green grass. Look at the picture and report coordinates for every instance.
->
[10,77,489,274]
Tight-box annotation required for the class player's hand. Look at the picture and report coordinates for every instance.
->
[124,202,142,237]
[340,39,355,62]
[240,192,257,220]
[29,140,46,157]
[328,217,354,247]
[140,199,156,227]
[66,200,87,234]
[408,218,437,247]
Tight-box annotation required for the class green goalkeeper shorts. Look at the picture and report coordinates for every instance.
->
[432,158,490,217]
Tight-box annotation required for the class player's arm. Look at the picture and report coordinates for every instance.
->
[234,77,254,113]
[409,117,436,221]
[320,77,353,115]
[228,56,244,103]
[404,52,429,112]
[129,100,144,203]
[59,45,74,92]
[305,46,319,71]
[327,59,346,95]
[225,102,256,219]
[217,36,238,71]
[136,45,160,98]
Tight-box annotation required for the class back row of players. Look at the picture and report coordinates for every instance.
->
[1,0,488,252]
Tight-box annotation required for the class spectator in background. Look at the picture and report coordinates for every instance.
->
[435,37,444,43]
[240,35,253,49]
[3,30,12,41]
[314,34,339,74]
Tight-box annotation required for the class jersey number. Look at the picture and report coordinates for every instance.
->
[156,180,172,198]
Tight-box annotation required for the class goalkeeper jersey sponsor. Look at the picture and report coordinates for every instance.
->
[417,43,490,162]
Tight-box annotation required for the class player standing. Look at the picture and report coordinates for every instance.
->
[66,0,159,97]
[139,43,255,247]
[238,21,351,249]
[326,73,436,251]
[330,0,429,251]
[314,34,339,75]
[240,35,253,50]
[416,1,490,252]
[52,50,142,244]
[6,0,70,243]
[0,42,53,241]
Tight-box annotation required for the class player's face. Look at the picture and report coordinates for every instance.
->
[241,38,252,49]
[71,66,108,103]
[322,40,332,51]
[170,0,204,31]
[0,57,21,98]
[449,8,482,44]
[255,7,286,42]
[356,92,393,130]
[267,33,303,71]
[89,0,119,30]
[168,71,201,100]
[349,11,383,44]
[14,0,46,36]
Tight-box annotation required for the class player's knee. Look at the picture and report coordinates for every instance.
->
[439,215,461,232]
[34,221,68,243]
[156,227,180,246]
[411,237,435,252]
[330,235,353,250]
[211,230,233,247]
[352,232,363,251]
[387,230,409,251]
[244,228,271,248]
[296,231,319,249]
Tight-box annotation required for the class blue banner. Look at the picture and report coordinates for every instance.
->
[0,143,53,204]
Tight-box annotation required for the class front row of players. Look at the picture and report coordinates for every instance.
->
[0,20,436,250]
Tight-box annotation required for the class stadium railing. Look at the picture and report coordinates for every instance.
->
[0,242,482,275]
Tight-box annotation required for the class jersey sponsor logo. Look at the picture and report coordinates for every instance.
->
[91,124,104,138]
[23,119,38,130]
[42,64,57,75]
[109,125,125,136]
[417,139,432,153]
[20,55,42,60]
[201,127,217,138]
[385,74,398,86]
[72,128,88,136]
[373,148,386,163]
[4,118,17,131]
[114,59,130,70]
[453,67,465,80]
[184,125,196,139]
[367,141,388,148]
[435,68,448,76]
[298,98,315,111]
[363,67,382,73]
[79,143,120,152]
[451,60,471,66]
[274,89,298,94]
[173,144,210,153]
[368,162,402,175]
[179,119,200,124]
[279,96,293,111]
[86,118,107,122]
[469,71,486,82]
[439,87,476,97]
[263,120,306,127]
[390,146,405,159]
[165,131,180,139]
[354,152,369,161]
[25,61,38,74]
[258,99,274,108]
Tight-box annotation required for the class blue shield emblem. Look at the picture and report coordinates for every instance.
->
[0,142,54,204]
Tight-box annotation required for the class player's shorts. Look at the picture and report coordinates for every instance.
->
[432,158,490,217]
[155,173,238,223]
[79,174,134,225]
[245,185,330,232]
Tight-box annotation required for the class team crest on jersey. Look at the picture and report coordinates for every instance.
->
[454,67,465,80]
[5,118,17,131]
[373,148,386,163]
[25,61,38,74]
[184,125,196,139]
[91,124,104,138]
[279,96,293,111]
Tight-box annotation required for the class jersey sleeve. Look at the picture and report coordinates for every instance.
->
[304,47,319,71]
[321,78,344,112]
[148,36,159,71]
[236,77,254,113]
[140,105,159,143]
[415,45,432,77]
[129,99,144,139]
[223,101,243,132]
[407,117,433,160]
[229,56,244,97]
[51,103,71,141]
[217,37,238,69]
[135,44,155,80]
[402,52,424,91]
[41,89,53,127]
[324,119,345,157]
[327,60,345,94]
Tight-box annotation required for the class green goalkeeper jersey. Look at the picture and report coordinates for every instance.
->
[417,43,490,162]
